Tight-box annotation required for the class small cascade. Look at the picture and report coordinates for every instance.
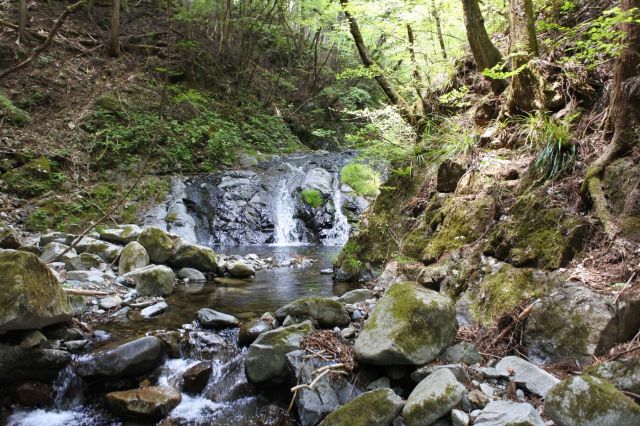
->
[323,173,350,246]
[272,163,305,245]
[52,364,84,410]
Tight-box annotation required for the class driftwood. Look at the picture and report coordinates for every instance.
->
[63,288,113,296]
[490,300,537,346]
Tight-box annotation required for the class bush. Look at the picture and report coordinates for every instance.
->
[341,163,380,196]
[301,189,324,208]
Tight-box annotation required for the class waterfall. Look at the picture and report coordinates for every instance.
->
[323,173,350,246]
[272,163,305,246]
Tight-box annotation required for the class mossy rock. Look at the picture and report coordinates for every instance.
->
[0,92,30,126]
[545,375,640,426]
[318,388,404,426]
[584,359,640,394]
[137,227,175,264]
[469,263,552,326]
[275,296,351,328]
[602,158,640,241]
[2,157,62,197]
[354,282,457,365]
[119,241,150,275]
[169,239,217,272]
[123,265,175,296]
[0,249,73,332]
[402,368,466,426]
[485,193,588,269]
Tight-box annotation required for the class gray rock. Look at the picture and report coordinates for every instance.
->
[437,160,467,192]
[474,366,510,380]
[76,336,166,377]
[40,232,74,246]
[479,383,494,397]
[495,356,559,397]
[40,242,76,263]
[123,265,175,296]
[238,318,274,346]
[1,250,73,332]
[245,321,313,383]
[197,308,239,328]
[354,282,458,365]
[227,261,255,278]
[118,241,149,275]
[137,227,175,263]
[75,237,122,263]
[0,225,22,249]
[545,375,640,426]
[99,295,123,310]
[318,388,404,426]
[467,389,489,409]
[474,400,544,426]
[66,269,114,286]
[99,225,142,244]
[338,288,375,304]
[367,377,391,390]
[20,330,47,348]
[64,340,89,353]
[403,368,466,426]
[141,302,168,318]
[105,386,181,420]
[451,409,469,426]
[275,297,350,328]
[170,239,218,272]
[64,253,103,271]
[584,358,640,394]
[411,364,469,384]
[0,344,71,384]
[302,168,333,196]
[177,267,206,281]
[320,268,333,275]
[441,342,482,365]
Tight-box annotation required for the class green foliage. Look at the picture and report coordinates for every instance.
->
[531,137,576,182]
[3,157,64,197]
[242,114,301,153]
[418,118,475,166]
[341,163,380,196]
[301,189,324,208]
[0,92,30,126]
[438,85,471,108]
[482,60,528,80]
[336,64,383,81]
[335,240,363,273]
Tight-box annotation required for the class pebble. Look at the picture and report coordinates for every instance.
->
[93,330,110,341]
[452,409,470,426]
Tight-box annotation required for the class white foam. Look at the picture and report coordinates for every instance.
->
[7,409,93,426]
[157,358,200,388]
[168,394,224,422]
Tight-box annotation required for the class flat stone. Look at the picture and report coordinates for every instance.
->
[495,356,559,397]
[105,386,181,420]
[197,308,239,329]
[40,242,76,263]
[141,302,168,318]
[182,361,212,394]
[442,342,482,365]
[318,388,404,426]
[474,400,544,426]
[99,295,123,310]
[64,253,103,271]
[338,288,375,304]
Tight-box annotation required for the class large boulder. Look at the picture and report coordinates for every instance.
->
[287,350,358,426]
[105,386,181,420]
[474,400,545,426]
[169,239,217,272]
[137,227,175,263]
[0,344,71,384]
[525,282,640,364]
[584,358,640,394]
[40,242,76,263]
[197,308,239,329]
[239,317,275,346]
[0,250,73,332]
[495,356,559,397]
[302,168,333,196]
[545,375,640,426]
[118,241,150,275]
[177,267,206,281]
[245,321,313,383]
[275,297,350,328]
[227,261,255,278]
[354,282,457,365]
[75,237,122,263]
[0,225,22,249]
[338,289,375,304]
[402,368,466,426]
[122,265,175,296]
[99,225,142,245]
[318,388,404,426]
[76,336,166,377]
[64,253,103,271]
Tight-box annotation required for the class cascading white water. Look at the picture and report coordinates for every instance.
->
[323,173,350,246]
[272,163,305,246]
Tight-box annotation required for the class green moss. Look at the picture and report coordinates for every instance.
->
[335,240,364,274]
[3,157,64,197]
[319,389,396,426]
[301,189,324,208]
[341,163,380,196]
[0,92,30,126]
[470,264,546,325]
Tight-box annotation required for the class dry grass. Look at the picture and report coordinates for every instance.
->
[300,330,356,372]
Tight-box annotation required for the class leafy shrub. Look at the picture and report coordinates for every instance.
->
[301,189,324,208]
[242,114,301,153]
[418,118,475,166]
[341,163,380,196]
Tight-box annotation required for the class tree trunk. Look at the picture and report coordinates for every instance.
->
[582,0,640,239]
[407,24,428,116]
[505,0,545,112]
[461,0,506,94]
[431,0,447,60]
[110,0,121,57]
[18,0,27,42]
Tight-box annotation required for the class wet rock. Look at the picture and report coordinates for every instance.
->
[286,350,358,425]
[338,288,375,304]
[245,320,313,383]
[410,364,469,384]
[20,330,47,348]
[441,342,482,365]
[0,225,22,249]
[474,400,544,426]
[495,356,559,397]
[14,381,52,407]
[169,239,218,273]
[545,375,640,426]
[239,318,274,346]
[66,269,114,285]
[275,296,350,328]
[105,386,181,420]
[99,295,123,310]
[0,345,71,384]
[64,253,103,271]
[584,358,640,394]
[525,282,640,363]
[302,168,333,196]
[0,250,73,332]
[75,237,122,263]
[182,361,212,394]
[367,377,391,390]
[437,160,467,193]
[137,226,175,263]
[40,242,76,263]
[320,268,333,275]
[227,261,255,278]
[354,282,457,365]
[318,388,404,426]
[123,265,175,296]
[118,241,150,275]
[403,369,466,426]
[197,308,239,328]
[177,267,206,281]
[43,326,84,341]
[64,340,89,353]
[375,261,408,289]
[99,225,142,245]
[141,302,168,318]
[76,336,166,378]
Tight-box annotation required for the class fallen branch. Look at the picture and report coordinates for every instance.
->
[0,0,87,81]
[490,300,538,346]
[290,365,348,393]
[0,18,47,41]
[63,288,113,296]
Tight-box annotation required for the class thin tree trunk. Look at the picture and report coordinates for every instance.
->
[407,23,428,115]
[431,0,447,60]
[461,0,506,94]
[110,0,121,57]
[18,0,27,42]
